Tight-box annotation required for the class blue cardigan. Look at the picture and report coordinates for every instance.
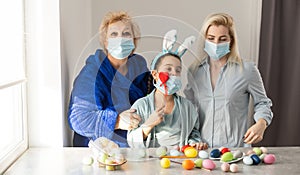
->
[68,49,151,147]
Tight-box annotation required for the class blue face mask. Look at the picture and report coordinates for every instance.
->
[107,37,135,59]
[204,40,230,60]
[153,73,182,95]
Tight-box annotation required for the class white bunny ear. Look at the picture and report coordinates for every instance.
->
[162,29,177,52]
[176,35,196,57]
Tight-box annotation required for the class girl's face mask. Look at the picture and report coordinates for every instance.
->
[153,72,182,95]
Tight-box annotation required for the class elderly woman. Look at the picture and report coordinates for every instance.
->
[68,11,152,147]
[184,13,273,148]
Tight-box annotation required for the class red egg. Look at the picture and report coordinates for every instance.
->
[264,154,276,164]
[221,148,230,154]
[181,145,191,153]
[202,159,216,170]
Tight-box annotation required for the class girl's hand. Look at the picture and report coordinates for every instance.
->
[141,105,165,139]
[143,105,165,128]
[190,142,208,150]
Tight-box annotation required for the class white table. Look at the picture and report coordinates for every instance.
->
[4,147,300,175]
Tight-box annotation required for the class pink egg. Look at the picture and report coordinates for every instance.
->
[247,150,256,155]
[221,162,230,172]
[230,163,239,173]
[219,146,225,151]
[260,147,268,154]
[202,159,216,170]
[173,145,180,151]
[264,154,276,164]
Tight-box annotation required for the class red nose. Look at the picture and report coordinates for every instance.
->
[159,72,169,84]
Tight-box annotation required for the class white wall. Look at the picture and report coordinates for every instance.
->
[60,0,262,146]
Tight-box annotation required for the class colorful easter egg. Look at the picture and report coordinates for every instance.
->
[253,147,262,156]
[198,150,209,159]
[251,154,261,165]
[194,159,203,168]
[202,159,216,170]
[170,149,181,156]
[230,163,239,173]
[221,162,230,172]
[221,147,231,154]
[260,147,268,154]
[233,150,243,159]
[264,154,276,164]
[243,156,253,165]
[210,149,221,158]
[221,152,234,162]
[184,147,198,158]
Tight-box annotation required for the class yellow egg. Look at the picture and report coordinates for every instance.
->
[160,158,171,168]
[184,147,198,158]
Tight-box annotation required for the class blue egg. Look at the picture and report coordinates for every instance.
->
[210,149,221,158]
[251,154,261,165]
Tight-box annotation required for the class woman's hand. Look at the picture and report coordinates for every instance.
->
[115,109,141,130]
[190,142,208,150]
[244,119,268,144]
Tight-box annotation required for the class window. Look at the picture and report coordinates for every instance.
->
[0,0,28,173]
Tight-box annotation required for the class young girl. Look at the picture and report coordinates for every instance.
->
[127,30,208,150]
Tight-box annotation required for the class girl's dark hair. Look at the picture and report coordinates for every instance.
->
[153,53,181,70]
[146,73,154,94]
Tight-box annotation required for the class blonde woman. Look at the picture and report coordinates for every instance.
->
[184,13,273,147]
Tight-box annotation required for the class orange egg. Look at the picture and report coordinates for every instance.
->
[182,159,195,170]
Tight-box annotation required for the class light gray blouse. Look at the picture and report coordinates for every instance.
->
[127,90,202,148]
[184,58,273,148]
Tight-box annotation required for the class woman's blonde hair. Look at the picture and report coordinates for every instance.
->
[191,13,242,73]
[99,11,141,54]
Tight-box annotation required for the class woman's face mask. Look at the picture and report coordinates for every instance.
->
[153,72,182,95]
[204,40,230,60]
[107,37,135,59]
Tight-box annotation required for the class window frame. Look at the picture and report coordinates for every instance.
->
[0,0,28,173]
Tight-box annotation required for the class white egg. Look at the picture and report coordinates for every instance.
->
[198,150,209,159]
[243,156,253,165]
[170,149,181,156]
[82,156,94,165]
[230,163,239,173]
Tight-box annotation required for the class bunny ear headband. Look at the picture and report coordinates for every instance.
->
[150,29,196,70]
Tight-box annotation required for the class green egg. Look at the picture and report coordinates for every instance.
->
[221,152,234,162]
[194,159,203,168]
[253,147,262,156]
